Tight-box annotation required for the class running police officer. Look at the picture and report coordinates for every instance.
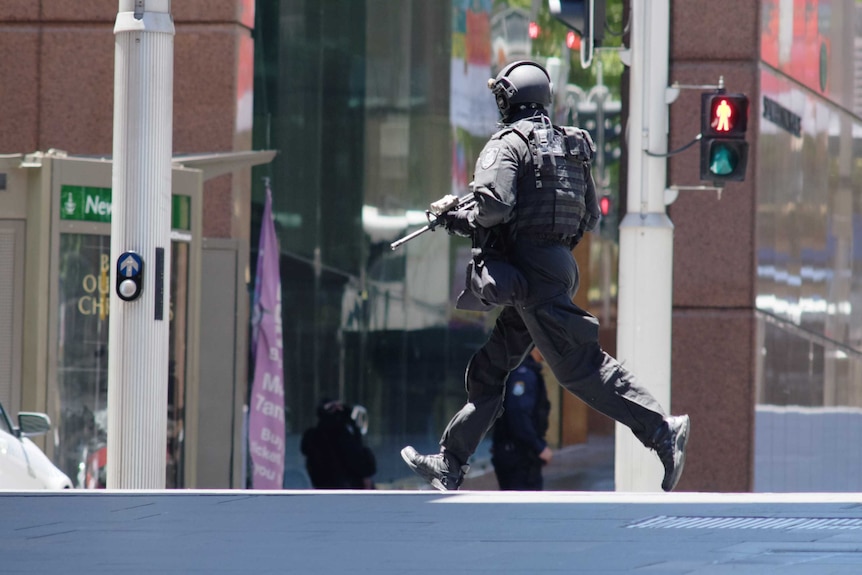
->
[401,60,690,492]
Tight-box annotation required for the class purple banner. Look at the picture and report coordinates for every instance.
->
[248,181,285,489]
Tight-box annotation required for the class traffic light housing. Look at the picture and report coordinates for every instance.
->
[700,92,750,182]
[550,1,606,60]
[575,99,622,169]
[597,193,614,237]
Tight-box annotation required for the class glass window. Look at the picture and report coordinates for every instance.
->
[55,233,190,488]
[56,233,111,487]
[252,0,624,487]
[754,63,862,491]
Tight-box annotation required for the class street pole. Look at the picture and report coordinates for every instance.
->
[107,0,174,489]
[615,0,673,491]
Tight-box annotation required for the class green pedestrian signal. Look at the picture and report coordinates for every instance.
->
[699,92,749,182]
[705,140,748,177]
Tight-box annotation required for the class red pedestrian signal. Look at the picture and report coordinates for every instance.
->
[702,93,748,137]
[700,92,749,182]
[528,21,540,39]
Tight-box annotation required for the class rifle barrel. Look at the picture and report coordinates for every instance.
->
[390,224,431,250]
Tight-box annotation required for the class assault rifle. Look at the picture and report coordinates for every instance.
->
[390,192,476,250]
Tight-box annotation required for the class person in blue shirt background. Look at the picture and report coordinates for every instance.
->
[491,347,552,490]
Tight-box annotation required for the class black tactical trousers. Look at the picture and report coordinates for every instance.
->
[493,456,543,491]
[440,242,668,466]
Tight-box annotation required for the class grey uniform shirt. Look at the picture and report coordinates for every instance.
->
[468,121,600,239]
[469,129,529,230]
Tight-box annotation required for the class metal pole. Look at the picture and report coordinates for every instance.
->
[107,0,174,489]
[593,59,607,188]
[615,0,674,491]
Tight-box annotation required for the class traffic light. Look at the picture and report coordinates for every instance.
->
[550,0,606,61]
[597,193,614,237]
[700,92,749,182]
[575,99,621,169]
[549,0,606,45]
[599,101,622,167]
[599,194,612,217]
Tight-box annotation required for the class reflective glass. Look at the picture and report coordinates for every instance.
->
[251,0,490,487]
[252,0,623,488]
[755,4,862,489]
[55,234,190,488]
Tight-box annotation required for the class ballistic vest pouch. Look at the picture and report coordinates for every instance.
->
[562,127,595,162]
[455,231,526,312]
[534,127,558,182]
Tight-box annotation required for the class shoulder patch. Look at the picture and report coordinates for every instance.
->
[479,147,499,169]
[512,381,526,396]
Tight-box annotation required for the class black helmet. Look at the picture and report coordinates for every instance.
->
[488,60,552,121]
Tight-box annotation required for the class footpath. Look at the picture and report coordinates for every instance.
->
[7,436,862,574]
[4,488,862,574]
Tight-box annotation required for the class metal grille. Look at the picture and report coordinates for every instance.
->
[627,515,862,531]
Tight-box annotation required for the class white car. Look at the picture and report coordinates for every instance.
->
[0,402,73,489]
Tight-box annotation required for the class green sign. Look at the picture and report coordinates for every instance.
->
[61,186,112,223]
[60,185,191,231]
[172,195,191,231]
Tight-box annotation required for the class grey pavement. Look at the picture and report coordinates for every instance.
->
[5,489,862,574]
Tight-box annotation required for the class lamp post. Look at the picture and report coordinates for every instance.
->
[107,0,175,489]
[615,0,673,491]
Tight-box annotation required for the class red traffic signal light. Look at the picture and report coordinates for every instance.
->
[550,0,606,46]
[701,93,749,138]
[700,92,750,182]
[599,194,612,217]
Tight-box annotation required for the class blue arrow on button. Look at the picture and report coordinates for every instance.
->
[119,252,142,278]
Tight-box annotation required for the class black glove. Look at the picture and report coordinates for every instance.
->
[440,207,474,238]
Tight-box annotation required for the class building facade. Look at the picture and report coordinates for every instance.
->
[669,0,862,490]
[0,0,257,488]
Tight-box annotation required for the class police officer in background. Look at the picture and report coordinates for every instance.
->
[402,60,690,492]
[492,347,552,491]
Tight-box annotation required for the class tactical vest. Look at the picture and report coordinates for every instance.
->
[506,118,595,242]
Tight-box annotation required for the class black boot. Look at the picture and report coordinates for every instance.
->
[650,415,690,492]
[400,446,469,491]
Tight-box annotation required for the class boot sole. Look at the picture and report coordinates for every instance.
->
[663,415,690,492]
[400,448,449,492]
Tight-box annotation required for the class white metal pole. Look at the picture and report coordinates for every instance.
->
[107,0,174,489]
[614,0,674,491]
